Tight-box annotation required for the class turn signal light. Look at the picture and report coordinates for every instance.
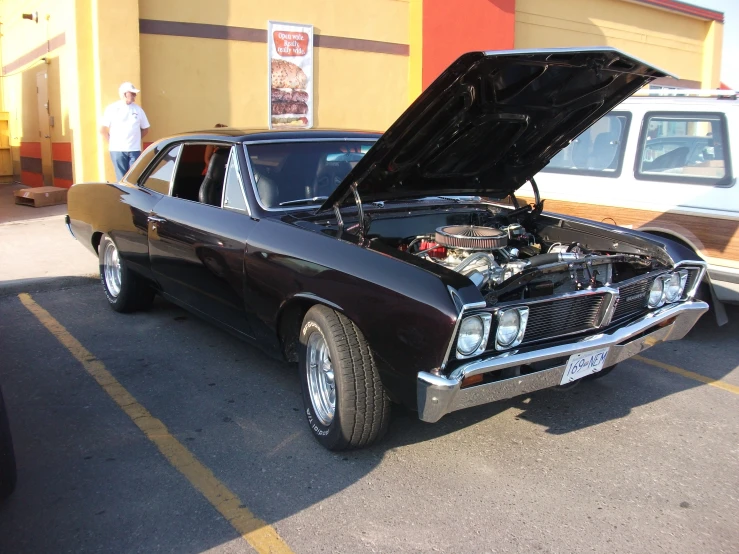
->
[658,316,677,328]
[461,374,483,388]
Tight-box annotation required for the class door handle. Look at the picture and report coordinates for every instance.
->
[148,216,166,223]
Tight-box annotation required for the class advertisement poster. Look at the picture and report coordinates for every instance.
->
[268,21,314,129]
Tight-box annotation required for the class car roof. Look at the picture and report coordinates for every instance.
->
[175,128,383,142]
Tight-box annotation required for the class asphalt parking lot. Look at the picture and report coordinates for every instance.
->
[0,280,737,554]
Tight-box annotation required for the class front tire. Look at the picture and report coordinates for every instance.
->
[584,363,618,381]
[299,306,390,450]
[99,234,155,313]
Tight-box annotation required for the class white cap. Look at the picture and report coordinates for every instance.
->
[119,81,140,98]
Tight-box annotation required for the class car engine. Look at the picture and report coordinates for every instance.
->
[398,222,634,303]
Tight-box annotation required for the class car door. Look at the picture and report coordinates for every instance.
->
[118,144,182,280]
[148,144,258,338]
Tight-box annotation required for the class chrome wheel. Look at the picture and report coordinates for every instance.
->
[103,240,122,298]
[306,331,335,425]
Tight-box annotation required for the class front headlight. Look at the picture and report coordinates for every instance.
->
[648,277,665,308]
[458,316,484,356]
[456,314,492,359]
[494,307,529,350]
[664,270,689,303]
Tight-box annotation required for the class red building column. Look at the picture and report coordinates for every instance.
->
[418,0,516,91]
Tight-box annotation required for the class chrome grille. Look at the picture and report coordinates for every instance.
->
[521,294,605,343]
[683,268,702,298]
[612,277,653,321]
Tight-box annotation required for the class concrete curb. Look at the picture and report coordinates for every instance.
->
[0,275,99,297]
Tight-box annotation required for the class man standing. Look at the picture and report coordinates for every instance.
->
[99,82,150,180]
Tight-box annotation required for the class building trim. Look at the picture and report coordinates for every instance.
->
[139,19,409,56]
[2,33,66,75]
[53,160,73,181]
[651,76,702,89]
[20,156,42,174]
[625,0,724,23]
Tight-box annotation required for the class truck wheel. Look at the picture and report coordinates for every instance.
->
[99,234,155,313]
[0,387,17,499]
[299,305,390,450]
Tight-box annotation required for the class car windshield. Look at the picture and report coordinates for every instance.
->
[245,140,375,208]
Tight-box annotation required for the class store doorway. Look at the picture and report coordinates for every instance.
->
[36,71,53,186]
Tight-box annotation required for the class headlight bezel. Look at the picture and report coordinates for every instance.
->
[494,307,529,351]
[649,269,691,308]
[455,313,492,359]
[648,277,665,308]
[664,269,688,303]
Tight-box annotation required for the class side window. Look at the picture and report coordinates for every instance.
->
[125,147,158,184]
[223,152,248,212]
[543,113,631,177]
[636,112,731,185]
[140,145,181,194]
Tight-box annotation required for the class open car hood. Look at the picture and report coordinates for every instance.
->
[320,47,671,212]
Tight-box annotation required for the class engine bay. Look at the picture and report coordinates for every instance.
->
[378,207,661,305]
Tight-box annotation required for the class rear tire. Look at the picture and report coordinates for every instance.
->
[0,387,17,499]
[99,234,155,313]
[299,305,390,450]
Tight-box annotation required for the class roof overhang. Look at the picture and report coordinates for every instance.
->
[623,0,724,23]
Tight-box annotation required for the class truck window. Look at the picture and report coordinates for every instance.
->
[542,113,631,177]
[635,112,731,186]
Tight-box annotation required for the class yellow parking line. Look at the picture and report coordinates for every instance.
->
[634,354,739,395]
[18,293,294,554]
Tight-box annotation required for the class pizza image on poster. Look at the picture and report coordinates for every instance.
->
[268,22,314,129]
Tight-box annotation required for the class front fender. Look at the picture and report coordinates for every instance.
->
[244,218,476,380]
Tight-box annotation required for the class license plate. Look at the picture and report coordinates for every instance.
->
[560,347,610,385]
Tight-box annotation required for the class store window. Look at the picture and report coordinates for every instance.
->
[636,112,730,185]
[543,113,630,177]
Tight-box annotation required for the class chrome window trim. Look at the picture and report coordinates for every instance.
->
[139,143,182,196]
[243,138,378,146]
[167,144,184,197]
[221,148,252,216]
[242,138,378,212]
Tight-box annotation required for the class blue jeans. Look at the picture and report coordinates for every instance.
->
[111,151,141,181]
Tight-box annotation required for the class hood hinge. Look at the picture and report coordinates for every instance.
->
[333,182,366,241]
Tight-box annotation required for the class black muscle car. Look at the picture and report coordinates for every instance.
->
[67,48,708,450]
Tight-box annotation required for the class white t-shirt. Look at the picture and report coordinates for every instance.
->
[101,100,150,152]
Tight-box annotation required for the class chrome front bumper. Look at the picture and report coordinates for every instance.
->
[417,300,708,423]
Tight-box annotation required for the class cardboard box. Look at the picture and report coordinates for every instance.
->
[14,186,68,207]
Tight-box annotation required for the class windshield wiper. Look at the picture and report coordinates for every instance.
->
[278,196,329,207]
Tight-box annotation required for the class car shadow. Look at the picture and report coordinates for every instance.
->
[2,279,736,553]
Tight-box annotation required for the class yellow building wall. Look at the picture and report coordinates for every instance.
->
[0,0,725,186]
[0,0,73,180]
[0,0,142,184]
[515,0,722,88]
[138,0,410,141]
